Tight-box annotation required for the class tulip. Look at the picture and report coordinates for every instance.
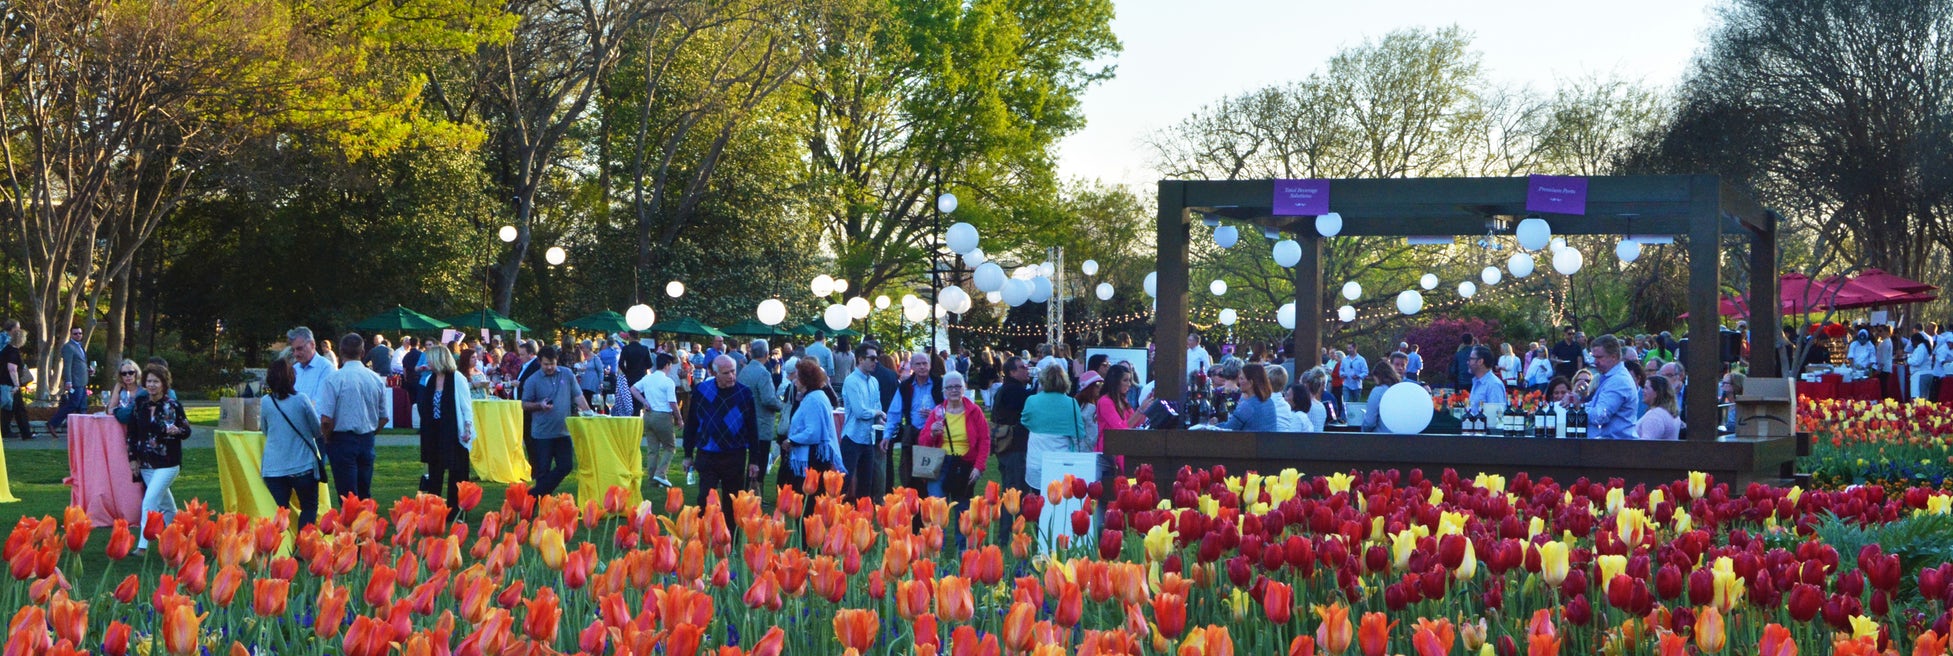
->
[743,571,782,612]
[1289,636,1316,656]
[1145,524,1179,562]
[364,565,397,609]
[1756,624,1796,656]
[1656,632,1688,656]
[954,624,1001,656]
[577,618,607,655]
[1528,633,1562,656]
[1787,583,1823,623]
[254,578,290,618]
[160,598,206,656]
[1264,581,1293,624]
[1539,541,1569,586]
[1003,602,1037,654]
[316,581,351,639]
[751,626,787,656]
[1695,606,1725,653]
[1410,618,1454,656]
[212,564,245,607]
[834,608,880,652]
[914,613,942,652]
[937,576,975,623]
[48,592,85,646]
[103,621,132,656]
[1526,609,1556,638]
[1390,530,1417,571]
[1154,592,1188,639]
[62,507,90,553]
[536,528,567,571]
[522,586,561,643]
[898,579,934,621]
[1357,612,1395,656]
[1055,580,1084,628]
[7,605,51,656]
[1832,636,1878,656]
[1848,614,1879,642]
[1315,603,1352,655]
[664,623,705,656]
[105,520,135,561]
[113,574,138,604]
[178,551,208,594]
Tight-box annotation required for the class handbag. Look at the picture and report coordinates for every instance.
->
[269,397,330,484]
[911,407,949,479]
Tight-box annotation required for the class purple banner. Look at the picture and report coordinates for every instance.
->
[1272,179,1330,216]
[1525,175,1588,215]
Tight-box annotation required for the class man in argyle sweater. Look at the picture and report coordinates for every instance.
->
[683,355,764,525]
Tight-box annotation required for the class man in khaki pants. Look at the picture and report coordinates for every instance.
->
[631,352,681,487]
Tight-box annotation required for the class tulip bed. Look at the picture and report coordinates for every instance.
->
[5,464,1953,656]
[1800,398,1953,491]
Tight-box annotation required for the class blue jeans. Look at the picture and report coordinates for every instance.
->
[263,472,320,529]
[48,387,87,429]
[526,436,576,496]
[325,431,376,500]
[1343,387,1363,403]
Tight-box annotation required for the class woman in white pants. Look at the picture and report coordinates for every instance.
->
[127,364,190,555]
[1907,333,1935,401]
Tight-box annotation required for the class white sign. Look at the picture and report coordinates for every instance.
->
[1036,451,1101,555]
[1084,347,1150,386]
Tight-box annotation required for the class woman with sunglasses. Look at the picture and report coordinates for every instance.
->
[106,360,143,422]
[1,321,31,440]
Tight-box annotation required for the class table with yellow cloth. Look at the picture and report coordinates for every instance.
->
[470,399,531,484]
[567,415,644,513]
[213,430,333,519]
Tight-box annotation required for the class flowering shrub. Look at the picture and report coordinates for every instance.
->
[4,465,1953,655]
[1800,398,1953,491]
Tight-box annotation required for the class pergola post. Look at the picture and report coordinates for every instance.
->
[1155,182,1190,404]
[1293,231,1323,370]
[1748,210,1781,378]
[1683,176,1723,439]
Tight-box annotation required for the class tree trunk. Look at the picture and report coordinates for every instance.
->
[105,264,132,384]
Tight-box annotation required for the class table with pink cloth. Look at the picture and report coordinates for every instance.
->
[63,413,143,528]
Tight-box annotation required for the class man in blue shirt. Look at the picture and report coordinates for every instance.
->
[1339,344,1368,403]
[1567,334,1638,439]
[805,334,835,380]
[1404,343,1424,382]
[894,352,942,490]
[840,345,889,499]
[1465,345,1506,411]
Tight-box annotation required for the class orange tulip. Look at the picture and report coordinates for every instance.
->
[937,576,975,623]
[1656,631,1688,656]
[105,520,135,561]
[914,613,941,652]
[1179,625,1235,656]
[748,626,786,656]
[1528,633,1562,656]
[1411,618,1454,656]
[177,551,208,595]
[253,578,290,618]
[364,565,396,609]
[743,571,783,611]
[1003,602,1038,654]
[1356,612,1395,656]
[1263,581,1293,625]
[210,564,245,607]
[1757,624,1796,656]
[1832,636,1879,656]
[1055,580,1084,628]
[1694,606,1725,653]
[1289,636,1317,656]
[834,608,880,652]
[50,592,87,646]
[1315,604,1353,655]
[1154,592,1188,639]
[62,506,90,553]
[523,586,561,643]
[953,624,1001,656]
[103,621,132,656]
[343,615,392,656]
[1527,608,1556,638]
[679,540,705,582]
[112,574,138,604]
[160,597,206,656]
[7,605,51,656]
[316,581,351,639]
[1914,630,1948,656]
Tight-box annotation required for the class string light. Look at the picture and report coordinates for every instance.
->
[949,310,1156,338]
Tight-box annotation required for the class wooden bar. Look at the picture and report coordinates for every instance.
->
[1155,181,1190,403]
[1105,429,1799,488]
[1748,210,1782,378]
[1293,231,1322,369]
[1684,176,1723,439]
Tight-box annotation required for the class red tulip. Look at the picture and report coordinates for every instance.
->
[364,565,397,609]
[1054,580,1083,628]
[159,597,205,656]
[578,618,607,655]
[316,581,352,639]
[1756,623,1795,656]
[1357,612,1395,656]
[834,608,879,652]
[937,576,975,623]
[522,586,561,643]
[254,578,290,618]
[105,520,134,561]
[953,624,1001,656]
[750,626,786,656]
[743,570,782,611]
[1263,581,1293,625]
[1528,633,1562,656]
[49,592,86,646]
[1787,583,1823,623]
[112,574,138,604]
[103,621,132,656]
[343,615,392,656]
[62,507,90,553]
[211,564,245,607]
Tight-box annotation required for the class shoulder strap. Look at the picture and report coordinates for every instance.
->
[270,397,324,458]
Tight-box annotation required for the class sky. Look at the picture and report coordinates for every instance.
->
[1057,0,1723,190]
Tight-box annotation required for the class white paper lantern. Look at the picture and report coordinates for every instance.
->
[1515,218,1552,251]
[937,193,958,214]
[1002,279,1032,306]
[973,262,1006,292]
[1550,237,1567,252]
[625,304,656,331]
[1341,281,1362,301]
[832,278,849,294]
[1552,247,1585,275]
[1039,262,1055,277]
[1507,253,1535,278]
[846,297,871,319]
[756,299,786,326]
[901,293,919,308]
[545,246,567,266]
[1396,290,1424,315]
[903,301,929,323]
[497,225,518,243]
[665,281,684,298]
[1081,259,1099,276]
[1095,282,1114,300]
[964,248,986,266]
[1209,279,1228,296]
[1420,273,1438,290]
[1615,239,1642,263]
[1378,382,1435,434]
[1012,266,1038,280]
[1278,302,1297,329]
[810,275,835,297]
[1337,305,1356,323]
[823,304,852,331]
[985,291,1002,303]
[1218,308,1238,326]
[1272,239,1302,268]
[1214,225,1239,249]
[875,295,891,310]
[1458,281,1478,298]
[1029,277,1053,303]
[1481,266,1502,286]
[942,287,973,314]
[1143,272,1159,297]
[1315,212,1343,237]
[946,222,979,255]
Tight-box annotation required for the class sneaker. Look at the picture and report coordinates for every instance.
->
[652,476,675,487]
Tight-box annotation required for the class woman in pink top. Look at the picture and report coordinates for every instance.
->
[1637,375,1682,440]
[1096,365,1140,472]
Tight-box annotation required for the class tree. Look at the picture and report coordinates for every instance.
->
[0,0,505,394]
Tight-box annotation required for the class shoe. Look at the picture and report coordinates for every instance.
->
[652,476,674,487]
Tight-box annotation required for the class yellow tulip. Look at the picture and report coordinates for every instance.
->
[1711,558,1745,612]
[1325,472,1353,495]
[1674,512,1693,534]
[1438,511,1468,537]
[1688,471,1708,499]
[1528,517,1545,538]
[1144,525,1178,562]
[1786,486,1804,506]
[1428,487,1445,506]
[1198,496,1219,518]
[1223,475,1242,495]
[1453,538,1478,581]
[1648,488,1665,508]
[1596,554,1627,585]
[1929,495,1952,515]
[1243,473,1262,503]
[1473,472,1506,493]
[536,527,567,571]
[1606,488,1625,514]
[1369,517,1386,544]
[1848,615,1879,641]
[1391,530,1417,571]
[1617,508,1649,546]
[1539,541,1570,586]
[1228,587,1251,621]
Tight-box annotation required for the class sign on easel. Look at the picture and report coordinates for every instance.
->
[1036,452,1100,555]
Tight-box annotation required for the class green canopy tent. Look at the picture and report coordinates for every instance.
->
[788,321,828,338]
[562,310,632,333]
[831,328,863,338]
[647,317,727,338]
[721,318,790,338]
[351,306,450,332]
[444,309,531,332]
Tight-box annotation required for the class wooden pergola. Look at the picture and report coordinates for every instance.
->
[1151,174,1781,438]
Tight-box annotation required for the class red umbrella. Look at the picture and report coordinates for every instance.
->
[1854,268,1937,294]
[1814,275,1905,309]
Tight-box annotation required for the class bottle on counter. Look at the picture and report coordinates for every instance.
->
[1568,403,1588,439]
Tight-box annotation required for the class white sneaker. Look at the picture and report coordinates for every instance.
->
[652,476,675,487]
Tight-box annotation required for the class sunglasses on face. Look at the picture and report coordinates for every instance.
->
[120,371,137,377]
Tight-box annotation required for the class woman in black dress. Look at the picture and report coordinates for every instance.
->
[416,345,475,520]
